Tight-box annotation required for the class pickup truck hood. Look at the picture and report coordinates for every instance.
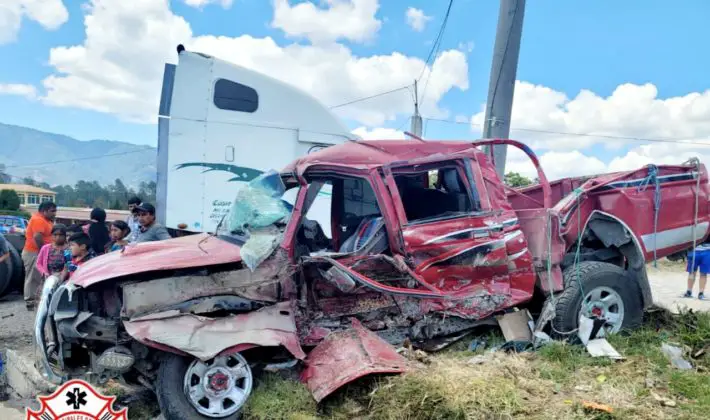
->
[69,233,242,288]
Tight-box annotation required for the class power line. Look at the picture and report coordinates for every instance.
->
[329,85,412,109]
[418,0,455,108]
[423,117,710,147]
[4,149,153,169]
[417,0,455,82]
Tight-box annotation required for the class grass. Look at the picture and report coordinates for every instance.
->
[244,374,317,420]
[241,307,709,419]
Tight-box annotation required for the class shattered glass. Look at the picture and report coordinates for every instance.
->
[241,226,283,271]
[227,170,293,233]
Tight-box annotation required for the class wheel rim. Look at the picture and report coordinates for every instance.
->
[183,353,253,418]
[581,286,625,336]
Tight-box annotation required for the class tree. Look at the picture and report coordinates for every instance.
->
[22,177,38,186]
[504,172,533,188]
[0,189,21,211]
[0,164,11,183]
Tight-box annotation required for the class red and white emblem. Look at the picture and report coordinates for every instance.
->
[26,379,127,420]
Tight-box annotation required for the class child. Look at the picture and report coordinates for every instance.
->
[106,220,131,253]
[684,242,709,300]
[36,224,69,278]
[62,232,97,280]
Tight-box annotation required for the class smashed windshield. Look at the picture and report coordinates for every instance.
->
[226,170,294,234]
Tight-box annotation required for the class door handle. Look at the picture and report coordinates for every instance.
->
[225,145,235,162]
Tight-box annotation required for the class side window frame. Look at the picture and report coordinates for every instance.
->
[390,159,485,226]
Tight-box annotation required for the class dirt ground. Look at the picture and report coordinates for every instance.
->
[0,291,35,356]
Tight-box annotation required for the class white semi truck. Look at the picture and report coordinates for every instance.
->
[156,46,354,236]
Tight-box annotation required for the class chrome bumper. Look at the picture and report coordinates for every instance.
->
[34,275,66,384]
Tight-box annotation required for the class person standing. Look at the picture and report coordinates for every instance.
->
[23,201,56,310]
[61,232,97,280]
[35,224,69,278]
[685,242,709,300]
[134,203,171,242]
[106,220,131,252]
[126,196,142,243]
[87,208,110,255]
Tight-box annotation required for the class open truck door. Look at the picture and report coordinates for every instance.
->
[156,46,353,235]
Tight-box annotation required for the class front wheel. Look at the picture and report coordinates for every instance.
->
[551,261,643,337]
[156,352,253,420]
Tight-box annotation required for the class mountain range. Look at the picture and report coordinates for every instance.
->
[0,122,156,188]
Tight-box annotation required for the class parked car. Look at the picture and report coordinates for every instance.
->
[35,139,709,420]
[0,215,28,235]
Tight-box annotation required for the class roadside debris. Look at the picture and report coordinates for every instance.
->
[467,337,487,352]
[578,314,624,359]
[661,343,693,370]
[582,401,614,414]
[586,338,624,359]
[497,309,534,342]
[651,391,677,408]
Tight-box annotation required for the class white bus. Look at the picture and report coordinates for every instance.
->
[156,46,353,236]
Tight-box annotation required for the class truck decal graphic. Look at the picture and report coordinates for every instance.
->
[175,162,333,197]
[175,162,263,182]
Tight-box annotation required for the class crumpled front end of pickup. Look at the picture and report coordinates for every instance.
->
[123,301,306,361]
[301,319,409,402]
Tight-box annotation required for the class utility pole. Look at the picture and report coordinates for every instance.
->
[482,0,526,178]
[410,80,423,137]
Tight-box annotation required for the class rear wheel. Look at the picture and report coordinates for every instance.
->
[551,261,643,337]
[0,255,11,297]
[157,352,253,420]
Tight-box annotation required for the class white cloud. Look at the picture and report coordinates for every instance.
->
[608,142,710,173]
[352,126,405,140]
[38,0,469,127]
[183,0,233,8]
[506,148,607,181]
[41,0,192,122]
[0,0,68,44]
[272,0,381,44]
[405,7,431,32]
[472,81,710,180]
[0,83,37,99]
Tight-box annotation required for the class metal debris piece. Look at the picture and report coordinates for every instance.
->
[661,343,693,370]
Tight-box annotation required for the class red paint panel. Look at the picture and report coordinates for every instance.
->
[70,234,242,288]
[301,319,408,402]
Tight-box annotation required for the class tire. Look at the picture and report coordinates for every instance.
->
[551,261,643,337]
[156,353,252,420]
[0,255,11,297]
[9,245,24,292]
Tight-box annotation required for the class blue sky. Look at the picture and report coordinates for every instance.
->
[1,0,710,179]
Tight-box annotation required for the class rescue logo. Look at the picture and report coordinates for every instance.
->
[26,379,127,420]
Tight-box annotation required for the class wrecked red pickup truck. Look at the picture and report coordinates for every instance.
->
[35,139,708,419]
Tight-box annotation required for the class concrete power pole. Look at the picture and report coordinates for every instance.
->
[482,0,526,178]
[410,80,423,137]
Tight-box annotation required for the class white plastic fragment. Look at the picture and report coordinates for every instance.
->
[661,343,693,370]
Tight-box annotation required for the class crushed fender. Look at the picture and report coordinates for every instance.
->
[301,319,409,402]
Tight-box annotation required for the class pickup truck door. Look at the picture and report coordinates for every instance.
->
[382,158,516,318]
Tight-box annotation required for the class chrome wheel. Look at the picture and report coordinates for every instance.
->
[582,286,625,336]
[183,353,253,418]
